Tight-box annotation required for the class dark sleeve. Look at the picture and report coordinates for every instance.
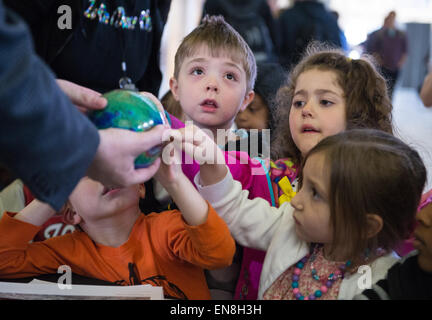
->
[3,0,53,26]
[276,10,296,69]
[0,3,99,211]
[364,31,379,53]
[354,279,390,300]
[259,0,280,54]
[157,0,171,24]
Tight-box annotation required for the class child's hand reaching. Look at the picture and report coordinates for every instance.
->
[154,129,184,189]
[178,125,228,186]
[178,124,225,165]
[154,128,209,226]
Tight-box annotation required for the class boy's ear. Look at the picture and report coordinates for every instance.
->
[139,183,146,199]
[240,90,255,112]
[365,213,383,238]
[169,77,180,101]
[61,202,82,226]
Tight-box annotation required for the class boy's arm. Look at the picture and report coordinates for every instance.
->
[162,173,208,226]
[0,205,95,279]
[14,199,56,226]
[0,203,65,278]
[154,130,208,226]
[154,134,235,268]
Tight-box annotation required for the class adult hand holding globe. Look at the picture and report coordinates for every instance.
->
[89,90,169,168]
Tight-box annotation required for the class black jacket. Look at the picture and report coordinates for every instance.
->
[203,0,280,63]
[5,0,171,94]
[355,252,432,300]
[277,0,342,69]
[0,2,99,210]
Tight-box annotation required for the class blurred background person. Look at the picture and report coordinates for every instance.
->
[277,0,342,70]
[202,0,280,63]
[364,11,407,99]
[331,10,349,54]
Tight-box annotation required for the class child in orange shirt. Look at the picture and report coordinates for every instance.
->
[0,145,235,300]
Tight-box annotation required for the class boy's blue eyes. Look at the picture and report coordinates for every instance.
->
[190,68,237,81]
[191,68,203,75]
[225,73,237,81]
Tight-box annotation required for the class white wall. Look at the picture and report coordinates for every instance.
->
[158,0,205,98]
[328,0,432,46]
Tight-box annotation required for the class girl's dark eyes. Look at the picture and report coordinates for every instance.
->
[292,100,305,108]
[320,99,334,107]
[311,187,321,200]
[292,100,335,108]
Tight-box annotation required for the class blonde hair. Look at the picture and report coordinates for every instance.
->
[173,15,257,92]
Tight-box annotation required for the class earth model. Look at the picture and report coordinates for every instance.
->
[89,89,166,168]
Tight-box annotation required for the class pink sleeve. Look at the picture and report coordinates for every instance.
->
[168,113,185,129]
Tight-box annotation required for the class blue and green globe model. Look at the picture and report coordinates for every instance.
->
[89,89,166,168]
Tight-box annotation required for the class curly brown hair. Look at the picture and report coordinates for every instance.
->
[271,43,393,164]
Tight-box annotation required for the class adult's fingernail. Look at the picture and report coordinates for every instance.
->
[98,97,108,108]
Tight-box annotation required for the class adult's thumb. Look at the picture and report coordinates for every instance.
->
[136,125,170,151]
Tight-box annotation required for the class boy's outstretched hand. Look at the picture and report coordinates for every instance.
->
[154,129,184,188]
[178,124,225,165]
[154,128,209,226]
[178,125,227,187]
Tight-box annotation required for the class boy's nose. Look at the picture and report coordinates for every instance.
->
[206,83,218,92]
[206,76,219,92]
